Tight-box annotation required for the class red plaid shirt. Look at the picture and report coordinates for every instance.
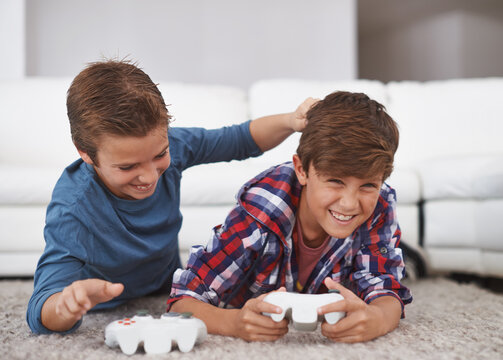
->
[168,162,412,313]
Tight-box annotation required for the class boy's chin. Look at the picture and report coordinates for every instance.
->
[327,224,360,239]
[119,188,156,200]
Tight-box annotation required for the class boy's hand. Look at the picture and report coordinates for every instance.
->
[42,279,124,331]
[317,278,400,343]
[290,97,319,132]
[233,287,289,342]
[56,279,124,322]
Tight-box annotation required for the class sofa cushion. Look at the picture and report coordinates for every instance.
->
[386,168,421,204]
[0,78,78,168]
[386,78,503,169]
[157,82,248,128]
[418,154,503,200]
[248,79,389,119]
[424,199,503,252]
[0,165,62,205]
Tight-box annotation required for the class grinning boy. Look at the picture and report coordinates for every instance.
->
[168,91,412,343]
[26,60,315,334]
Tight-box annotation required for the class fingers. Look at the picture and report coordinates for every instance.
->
[55,282,92,322]
[323,278,354,298]
[318,278,364,315]
[322,326,365,344]
[238,297,289,341]
[292,97,320,132]
[303,97,320,109]
[240,322,289,342]
[103,282,124,300]
[86,279,124,305]
[55,279,124,322]
[321,315,372,343]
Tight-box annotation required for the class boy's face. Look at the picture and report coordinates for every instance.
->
[293,155,383,246]
[78,125,170,200]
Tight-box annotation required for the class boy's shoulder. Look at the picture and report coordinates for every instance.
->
[240,162,298,193]
[50,159,105,211]
[366,182,398,230]
[234,162,301,241]
[379,182,397,208]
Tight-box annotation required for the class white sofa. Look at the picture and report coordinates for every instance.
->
[1,77,502,279]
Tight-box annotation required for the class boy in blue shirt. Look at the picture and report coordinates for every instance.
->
[26,60,314,334]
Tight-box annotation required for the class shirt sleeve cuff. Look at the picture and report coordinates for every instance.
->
[364,290,406,318]
[243,120,264,157]
[28,288,83,334]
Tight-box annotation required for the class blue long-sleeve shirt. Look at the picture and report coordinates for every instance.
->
[27,122,261,334]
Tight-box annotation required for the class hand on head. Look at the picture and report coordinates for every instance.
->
[291,97,319,132]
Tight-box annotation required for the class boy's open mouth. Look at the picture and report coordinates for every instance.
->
[329,210,355,222]
[132,183,154,192]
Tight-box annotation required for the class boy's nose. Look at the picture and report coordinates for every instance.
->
[339,190,358,211]
[138,163,158,184]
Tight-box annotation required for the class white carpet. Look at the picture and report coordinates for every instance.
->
[1,277,502,360]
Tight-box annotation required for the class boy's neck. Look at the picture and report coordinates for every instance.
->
[297,189,329,248]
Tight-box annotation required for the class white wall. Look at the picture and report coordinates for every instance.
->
[25,0,356,88]
[0,0,25,79]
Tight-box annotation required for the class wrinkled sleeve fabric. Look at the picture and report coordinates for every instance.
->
[349,186,412,316]
[170,120,262,171]
[167,205,264,309]
[26,206,88,334]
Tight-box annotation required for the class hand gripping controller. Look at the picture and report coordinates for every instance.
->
[263,290,345,331]
[104,311,207,355]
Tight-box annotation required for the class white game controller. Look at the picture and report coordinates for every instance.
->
[263,290,346,331]
[104,311,207,355]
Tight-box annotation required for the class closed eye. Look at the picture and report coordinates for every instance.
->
[155,145,169,159]
[328,179,344,185]
[119,164,136,171]
[155,150,167,159]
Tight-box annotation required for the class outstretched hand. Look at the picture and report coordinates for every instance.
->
[55,279,124,324]
[317,278,401,343]
[290,97,319,132]
[233,287,289,342]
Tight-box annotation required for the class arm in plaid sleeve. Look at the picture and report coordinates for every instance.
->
[350,186,412,315]
[167,205,264,309]
[166,205,290,341]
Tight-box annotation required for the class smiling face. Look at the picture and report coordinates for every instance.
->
[78,125,170,200]
[293,155,383,247]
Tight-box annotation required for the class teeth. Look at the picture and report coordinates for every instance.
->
[330,211,354,221]
[134,184,152,190]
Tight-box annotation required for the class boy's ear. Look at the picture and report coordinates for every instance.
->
[77,149,94,165]
[293,154,308,185]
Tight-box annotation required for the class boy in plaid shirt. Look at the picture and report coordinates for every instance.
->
[168,91,412,343]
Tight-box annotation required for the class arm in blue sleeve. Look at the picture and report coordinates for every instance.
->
[169,120,263,170]
[26,208,88,334]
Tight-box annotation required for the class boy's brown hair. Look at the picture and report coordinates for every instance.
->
[297,91,399,181]
[67,59,171,164]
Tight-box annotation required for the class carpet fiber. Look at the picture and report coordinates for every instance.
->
[1,277,502,360]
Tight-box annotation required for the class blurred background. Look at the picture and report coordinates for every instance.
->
[2,0,502,86]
